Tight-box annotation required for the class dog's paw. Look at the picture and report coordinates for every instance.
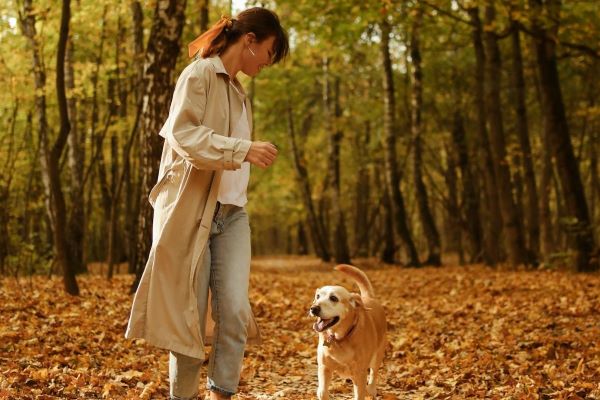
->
[366,383,377,398]
[317,388,329,400]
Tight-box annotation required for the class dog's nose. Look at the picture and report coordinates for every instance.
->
[310,305,321,316]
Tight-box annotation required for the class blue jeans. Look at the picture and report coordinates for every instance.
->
[169,203,252,399]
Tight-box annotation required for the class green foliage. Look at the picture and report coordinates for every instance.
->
[0,0,598,266]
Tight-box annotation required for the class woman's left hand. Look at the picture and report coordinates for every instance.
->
[244,141,278,168]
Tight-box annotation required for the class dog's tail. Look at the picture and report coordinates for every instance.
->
[334,264,375,298]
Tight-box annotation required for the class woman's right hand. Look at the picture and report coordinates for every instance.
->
[244,141,278,168]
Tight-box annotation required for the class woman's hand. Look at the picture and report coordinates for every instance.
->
[244,141,278,168]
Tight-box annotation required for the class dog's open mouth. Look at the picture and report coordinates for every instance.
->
[313,316,340,332]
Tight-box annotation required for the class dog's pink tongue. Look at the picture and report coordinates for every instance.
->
[314,318,329,332]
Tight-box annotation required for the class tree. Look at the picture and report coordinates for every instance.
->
[509,15,540,263]
[483,2,528,266]
[65,35,87,275]
[529,0,597,272]
[287,101,331,262]
[3,0,598,275]
[127,0,145,274]
[450,111,484,263]
[132,0,188,292]
[19,0,79,295]
[323,59,351,264]
[467,5,503,265]
[409,5,441,266]
[380,16,420,267]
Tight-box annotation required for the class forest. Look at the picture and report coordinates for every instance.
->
[0,0,599,290]
[0,0,599,398]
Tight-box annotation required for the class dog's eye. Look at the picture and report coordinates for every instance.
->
[316,294,320,299]
[330,295,339,302]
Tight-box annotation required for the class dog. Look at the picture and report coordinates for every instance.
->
[309,264,387,400]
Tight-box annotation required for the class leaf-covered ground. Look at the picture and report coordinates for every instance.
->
[1,256,600,399]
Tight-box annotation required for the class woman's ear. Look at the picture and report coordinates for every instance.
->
[245,32,257,45]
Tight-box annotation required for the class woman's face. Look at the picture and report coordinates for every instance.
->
[241,35,276,77]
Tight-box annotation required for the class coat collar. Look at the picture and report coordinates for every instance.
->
[206,55,229,76]
[206,56,247,101]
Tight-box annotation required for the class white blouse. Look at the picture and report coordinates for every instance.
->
[217,98,251,207]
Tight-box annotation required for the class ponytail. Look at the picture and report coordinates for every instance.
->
[188,16,233,59]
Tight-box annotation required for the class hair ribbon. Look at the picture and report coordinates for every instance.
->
[188,16,233,58]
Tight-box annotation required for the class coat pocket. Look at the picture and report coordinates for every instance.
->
[149,169,170,208]
[148,166,182,208]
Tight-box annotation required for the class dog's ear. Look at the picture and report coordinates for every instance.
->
[350,293,364,308]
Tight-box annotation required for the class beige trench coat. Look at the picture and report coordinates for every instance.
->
[125,56,261,359]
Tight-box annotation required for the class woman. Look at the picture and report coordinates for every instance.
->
[125,7,289,400]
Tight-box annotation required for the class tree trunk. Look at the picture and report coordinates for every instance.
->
[116,16,128,118]
[451,112,484,263]
[19,0,51,248]
[529,0,596,272]
[0,103,20,274]
[53,0,79,294]
[443,141,464,265]
[132,0,188,292]
[131,0,144,105]
[317,193,330,258]
[332,78,351,263]
[590,126,599,241]
[65,36,87,274]
[539,149,554,262]
[105,21,129,278]
[20,0,79,294]
[552,166,567,250]
[409,8,441,266]
[21,112,38,274]
[483,2,528,266]
[297,222,308,255]
[467,6,502,265]
[510,20,540,263]
[121,100,144,275]
[107,135,119,279]
[287,104,330,261]
[128,0,144,274]
[380,17,419,266]
[379,170,395,264]
[198,0,209,33]
[76,99,89,266]
[89,5,108,168]
[81,5,108,266]
[323,59,351,264]
[353,121,371,258]
[532,67,555,263]
[97,78,118,269]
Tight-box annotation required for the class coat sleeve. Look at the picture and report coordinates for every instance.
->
[164,63,251,171]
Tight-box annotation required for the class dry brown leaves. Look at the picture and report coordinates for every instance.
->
[1,256,600,399]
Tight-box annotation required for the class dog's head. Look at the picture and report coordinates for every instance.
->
[309,285,363,333]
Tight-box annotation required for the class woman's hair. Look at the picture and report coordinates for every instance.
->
[191,7,289,64]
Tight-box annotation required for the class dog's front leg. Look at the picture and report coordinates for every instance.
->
[317,365,332,400]
[367,347,384,398]
[367,367,378,398]
[351,372,368,400]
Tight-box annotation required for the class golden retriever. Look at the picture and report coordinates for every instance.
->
[309,264,387,400]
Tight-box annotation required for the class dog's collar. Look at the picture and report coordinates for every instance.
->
[324,312,359,347]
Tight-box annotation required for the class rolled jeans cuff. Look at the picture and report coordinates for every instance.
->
[207,378,235,397]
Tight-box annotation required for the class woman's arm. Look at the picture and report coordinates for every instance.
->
[164,62,251,171]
